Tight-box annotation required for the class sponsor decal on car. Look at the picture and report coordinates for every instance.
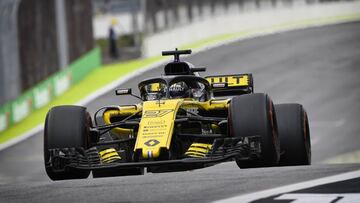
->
[143,109,174,118]
[206,74,250,87]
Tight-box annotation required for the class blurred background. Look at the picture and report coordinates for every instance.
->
[0,1,360,199]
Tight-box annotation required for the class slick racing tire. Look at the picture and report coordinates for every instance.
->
[229,93,280,168]
[275,104,311,166]
[44,105,91,181]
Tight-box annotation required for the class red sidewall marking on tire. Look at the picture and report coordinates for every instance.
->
[268,99,277,148]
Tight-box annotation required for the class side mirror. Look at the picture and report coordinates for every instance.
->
[115,88,142,100]
[115,88,132,95]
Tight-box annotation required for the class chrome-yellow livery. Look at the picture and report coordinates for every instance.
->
[99,148,121,163]
[103,105,141,139]
[185,143,212,158]
[181,99,230,111]
[104,99,229,159]
[135,99,183,159]
[206,74,250,87]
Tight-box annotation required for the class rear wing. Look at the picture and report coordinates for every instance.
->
[205,74,253,97]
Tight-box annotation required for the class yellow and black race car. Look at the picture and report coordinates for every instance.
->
[44,49,311,180]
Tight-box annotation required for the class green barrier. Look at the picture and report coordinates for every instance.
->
[33,78,52,109]
[11,92,33,124]
[53,69,72,97]
[0,47,101,133]
[70,47,101,83]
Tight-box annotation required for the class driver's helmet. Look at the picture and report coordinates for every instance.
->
[169,82,189,98]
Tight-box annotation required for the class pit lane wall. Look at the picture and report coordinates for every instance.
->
[0,48,101,133]
[142,0,360,58]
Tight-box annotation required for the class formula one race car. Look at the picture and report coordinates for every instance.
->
[44,49,311,180]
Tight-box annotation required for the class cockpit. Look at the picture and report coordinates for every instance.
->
[139,76,211,102]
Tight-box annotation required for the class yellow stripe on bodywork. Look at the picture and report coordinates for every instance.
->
[181,99,230,111]
[184,152,206,158]
[99,148,121,163]
[185,143,212,158]
[101,152,121,160]
[206,74,250,87]
[135,99,183,159]
[99,148,117,156]
[187,148,208,154]
[191,143,212,149]
[103,105,141,139]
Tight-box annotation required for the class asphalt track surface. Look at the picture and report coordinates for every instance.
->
[1,22,360,202]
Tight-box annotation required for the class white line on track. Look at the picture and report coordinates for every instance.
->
[214,169,360,203]
[0,17,359,152]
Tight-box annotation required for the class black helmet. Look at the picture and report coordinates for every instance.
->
[169,82,189,98]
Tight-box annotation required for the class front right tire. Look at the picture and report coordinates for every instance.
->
[44,105,91,181]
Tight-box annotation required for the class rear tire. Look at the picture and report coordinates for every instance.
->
[44,105,91,181]
[275,104,311,166]
[229,93,280,168]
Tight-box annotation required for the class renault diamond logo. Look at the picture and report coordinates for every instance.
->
[144,139,160,147]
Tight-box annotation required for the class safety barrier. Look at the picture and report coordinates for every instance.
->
[0,47,101,133]
[142,0,360,57]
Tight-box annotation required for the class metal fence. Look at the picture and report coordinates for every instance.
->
[65,0,94,63]
[0,0,21,106]
[17,0,59,91]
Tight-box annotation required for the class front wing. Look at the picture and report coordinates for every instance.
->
[46,136,261,172]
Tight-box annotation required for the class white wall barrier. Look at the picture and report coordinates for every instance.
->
[142,0,360,57]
